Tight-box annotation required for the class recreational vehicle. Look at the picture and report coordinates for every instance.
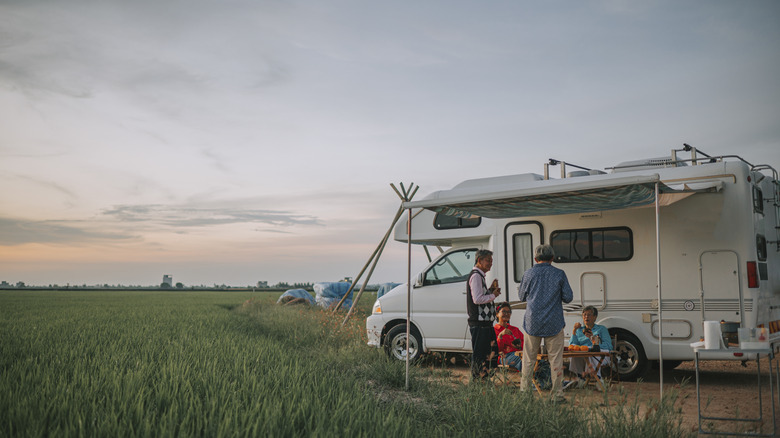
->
[366,146,779,380]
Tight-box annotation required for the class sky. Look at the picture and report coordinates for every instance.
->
[1,0,779,287]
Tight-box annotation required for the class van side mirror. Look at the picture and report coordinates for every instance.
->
[414,273,424,288]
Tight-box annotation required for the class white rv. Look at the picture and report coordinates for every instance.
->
[366,147,779,380]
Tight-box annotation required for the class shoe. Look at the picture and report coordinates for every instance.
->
[563,380,577,391]
[576,378,588,389]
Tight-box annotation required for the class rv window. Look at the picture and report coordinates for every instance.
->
[551,227,633,263]
[422,249,478,286]
[753,186,764,214]
[512,233,534,283]
[756,234,767,261]
[434,213,481,230]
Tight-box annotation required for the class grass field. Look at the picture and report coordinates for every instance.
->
[0,290,692,437]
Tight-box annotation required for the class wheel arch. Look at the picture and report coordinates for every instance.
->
[598,317,650,350]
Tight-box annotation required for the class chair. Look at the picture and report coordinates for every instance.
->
[604,334,620,382]
[495,352,520,385]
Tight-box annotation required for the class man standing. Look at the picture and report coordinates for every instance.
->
[467,249,501,381]
[518,244,573,402]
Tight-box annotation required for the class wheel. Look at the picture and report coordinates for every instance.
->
[384,325,422,362]
[612,330,650,381]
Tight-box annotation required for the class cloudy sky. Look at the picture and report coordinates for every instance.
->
[1,0,779,287]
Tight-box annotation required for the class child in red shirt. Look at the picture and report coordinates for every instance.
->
[494,301,523,371]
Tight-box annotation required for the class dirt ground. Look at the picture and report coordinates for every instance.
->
[435,356,780,436]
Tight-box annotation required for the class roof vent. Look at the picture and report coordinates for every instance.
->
[612,157,687,173]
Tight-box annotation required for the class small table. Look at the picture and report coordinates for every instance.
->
[532,350,611,394]
[693,346,778,437]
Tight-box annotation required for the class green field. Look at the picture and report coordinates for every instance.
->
[0,290,690,437]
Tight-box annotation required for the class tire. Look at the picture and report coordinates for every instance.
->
[612,330,650,381]
[384,325,422,362]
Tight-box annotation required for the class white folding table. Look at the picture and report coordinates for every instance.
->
[693,345,778,437]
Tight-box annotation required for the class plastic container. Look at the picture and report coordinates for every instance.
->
[738,327,770,350]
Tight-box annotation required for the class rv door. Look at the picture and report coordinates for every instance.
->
[700,250,742,324]
[504,221,543,301]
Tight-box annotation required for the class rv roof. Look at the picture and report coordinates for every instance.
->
[451,173,544,190]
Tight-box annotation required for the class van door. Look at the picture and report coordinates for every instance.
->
[414,247,478,350]
[503,221,544,301]
[700,250,743,324]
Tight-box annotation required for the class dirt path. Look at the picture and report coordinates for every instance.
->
[434,357,779,436]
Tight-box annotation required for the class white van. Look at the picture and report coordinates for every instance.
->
[366,147,779,380]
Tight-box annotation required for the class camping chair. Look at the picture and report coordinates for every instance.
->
[604,334,620,383]
[495,351,522,386]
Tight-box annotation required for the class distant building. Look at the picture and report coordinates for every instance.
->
[257,281,268,288]
[162,275,173,287]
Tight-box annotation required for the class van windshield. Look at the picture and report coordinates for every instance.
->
[423,249,478,286]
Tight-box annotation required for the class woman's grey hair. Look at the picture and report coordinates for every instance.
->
[582,305,598,318]
[534,244,555,262]
[475,249,493,264]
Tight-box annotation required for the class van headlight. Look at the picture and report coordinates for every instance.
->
[372,300,382,315]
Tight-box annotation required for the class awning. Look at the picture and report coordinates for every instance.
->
[403,173,722,219]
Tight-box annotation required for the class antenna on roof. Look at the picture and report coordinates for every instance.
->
[679,143,715,165]
[545,158,591,179]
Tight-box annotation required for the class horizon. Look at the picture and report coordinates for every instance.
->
[2,1,779,287]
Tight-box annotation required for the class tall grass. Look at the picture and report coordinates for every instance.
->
[0,291,691,437]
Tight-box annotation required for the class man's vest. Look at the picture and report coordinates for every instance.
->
[466,269,496,326]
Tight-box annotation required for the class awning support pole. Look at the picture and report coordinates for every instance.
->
[656,182,664,399]
[406,206,412,391]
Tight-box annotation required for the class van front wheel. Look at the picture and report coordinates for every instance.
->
[385,325,422,362]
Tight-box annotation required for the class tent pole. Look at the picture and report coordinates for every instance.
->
[337,182,416,320]
[423,245,432,263]
[656,182,664,399]
[336,205,404,316]
[406,207,412,391]
[341,213,399,326]
[332,240,385,313]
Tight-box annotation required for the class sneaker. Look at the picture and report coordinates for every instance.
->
[563,380,578,391]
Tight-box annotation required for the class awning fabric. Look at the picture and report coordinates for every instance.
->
[403,173,721,219]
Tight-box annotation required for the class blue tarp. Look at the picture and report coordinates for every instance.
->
[376,282,401,298]
[277,289,315,305]
[314,282,353,309]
